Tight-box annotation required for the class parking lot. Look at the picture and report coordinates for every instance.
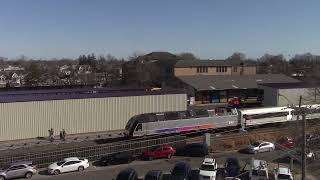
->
[29,148,318,180]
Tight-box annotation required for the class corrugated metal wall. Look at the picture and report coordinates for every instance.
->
[0,93,187,141]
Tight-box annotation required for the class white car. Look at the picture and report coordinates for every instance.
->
[199,157,218,180]
[274,167,293,180]
[47,157,89,175]
[247,141,275,154]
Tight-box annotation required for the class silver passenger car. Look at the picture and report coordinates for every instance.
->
[0,161,37,180]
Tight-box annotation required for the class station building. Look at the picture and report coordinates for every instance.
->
[173,74,301,106]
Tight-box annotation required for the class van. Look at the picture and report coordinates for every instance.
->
[249,158,269,180]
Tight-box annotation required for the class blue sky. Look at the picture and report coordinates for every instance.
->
[0,0,319,59]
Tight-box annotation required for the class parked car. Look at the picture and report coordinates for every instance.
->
[98,151,134,166]
[171,161,192,180]
[116,168,138,180]
[0,161,37,180]
[144,170,163,180]
[224,157,240,178]
[274,167,293,180]
[246,141,275,154]
[277,137,295,149]
[199,157,218,180]
[142,144,176,160]
[177,143,209,157]
[47,157,89,175]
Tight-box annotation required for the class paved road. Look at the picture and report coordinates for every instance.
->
[30,149,294,180]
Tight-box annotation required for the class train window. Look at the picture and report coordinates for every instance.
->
[179,111,187,119]
[194,109,209,117]
[165,112,180,120]
[147,114,157,122]
[135,124,142,131]
[245,112,289,120]
[156,113,165,121]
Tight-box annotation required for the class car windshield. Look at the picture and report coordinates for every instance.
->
[200,164,216,171]
[56,161,65,166]
[278,174,291,179]
[251,142,261,147]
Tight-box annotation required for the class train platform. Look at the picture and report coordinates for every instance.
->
[0,129,124,151]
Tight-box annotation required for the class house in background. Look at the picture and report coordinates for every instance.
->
[122,52,181,87]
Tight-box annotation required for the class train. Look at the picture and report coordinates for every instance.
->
[124,105,320,137]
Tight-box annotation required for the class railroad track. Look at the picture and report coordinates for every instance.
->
[0,118,319,168]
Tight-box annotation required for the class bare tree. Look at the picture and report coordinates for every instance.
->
[178,52,198,60]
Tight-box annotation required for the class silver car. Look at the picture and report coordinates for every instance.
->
[247,140,275,154]
[0,161,37,180]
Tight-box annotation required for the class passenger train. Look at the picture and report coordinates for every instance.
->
[124,105,320,137]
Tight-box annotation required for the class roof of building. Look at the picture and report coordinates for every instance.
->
[259,82,320,89]
[175,59,257,68]
[0,88,185,103]
[177,74,301,91]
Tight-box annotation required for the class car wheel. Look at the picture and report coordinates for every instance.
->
[167,153,172,159]
[269,148,273,152]
[78,166,85,171]
[53,170,60,175]
[148,156,153,161]
[25,172,33,179]
[0,176,5,180]
[254,150,258,154]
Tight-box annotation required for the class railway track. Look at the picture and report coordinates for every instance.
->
[0,118,319,166]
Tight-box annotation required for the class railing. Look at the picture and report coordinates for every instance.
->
[0,135,186,168]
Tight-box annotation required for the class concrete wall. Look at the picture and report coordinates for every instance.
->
[278,88,319,106]
[260,85,320,106]
[0,93,187,141]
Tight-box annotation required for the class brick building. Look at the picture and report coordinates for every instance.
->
[174,59,256,76]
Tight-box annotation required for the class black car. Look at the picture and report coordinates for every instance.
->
[99,151,134,166]
[116,168,138,180]
[225,157,240,178]
[177,143,209,157]
[144,170,163,180]
[171,161,192,180]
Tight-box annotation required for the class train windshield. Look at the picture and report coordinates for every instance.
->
[125,116,137,131]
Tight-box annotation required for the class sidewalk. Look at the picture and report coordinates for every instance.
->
[0,130,124,151]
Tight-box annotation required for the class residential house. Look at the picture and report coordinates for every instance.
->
[3,65,25,72]
[122,52,181,87]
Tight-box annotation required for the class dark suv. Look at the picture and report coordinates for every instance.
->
[177,143,209,157]
[171,162,192,180]
[0,161,37,180]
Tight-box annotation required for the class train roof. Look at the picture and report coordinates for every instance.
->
[239,106,294,115]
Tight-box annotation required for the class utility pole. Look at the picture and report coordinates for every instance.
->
[296,96,302,132]
[302,112,307,180]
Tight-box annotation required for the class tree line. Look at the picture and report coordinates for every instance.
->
[0,52,319,87]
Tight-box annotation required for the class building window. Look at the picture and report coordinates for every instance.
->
[197,67,208,73]
[216,66,227,73]
[233,67,237,72]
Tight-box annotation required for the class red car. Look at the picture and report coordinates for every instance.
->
[277,137,295,149]
[142,145,176,160]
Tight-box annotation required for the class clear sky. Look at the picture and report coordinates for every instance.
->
[0,0,319,60]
